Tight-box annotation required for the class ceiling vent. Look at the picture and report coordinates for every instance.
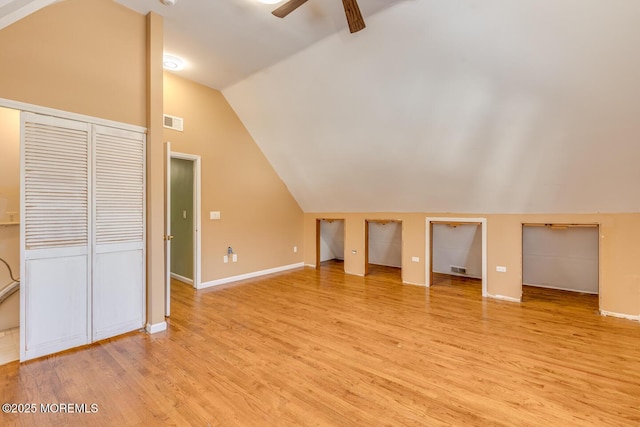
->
[163,114,183,131]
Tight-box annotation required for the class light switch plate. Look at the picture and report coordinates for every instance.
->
[496,266,507,272]
[411,256,420,262]
[210,211,220,220]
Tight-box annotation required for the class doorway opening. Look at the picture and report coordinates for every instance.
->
[364,220,402,281]
[165,146,201,317]
[426,218,487,297]
[315,219,345,272]
[0,106,20,365]
[522,223,599,311]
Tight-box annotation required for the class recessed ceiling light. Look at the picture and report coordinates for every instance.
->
[258,0,282,4]
[163,54,185,71]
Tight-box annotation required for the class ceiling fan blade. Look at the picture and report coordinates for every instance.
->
[342,0,366,33]
[272,0,309,18]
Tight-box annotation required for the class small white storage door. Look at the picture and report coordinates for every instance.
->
[92,126,145,341]
[21,113,91,360]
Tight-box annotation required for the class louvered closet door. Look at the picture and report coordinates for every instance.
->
[92,125,145,341]
[21,113,91,360]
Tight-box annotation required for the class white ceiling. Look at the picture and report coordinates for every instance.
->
[112,0,404,90]
[224,0,640,213]
[6,0,640,213]
[0,0,57,29]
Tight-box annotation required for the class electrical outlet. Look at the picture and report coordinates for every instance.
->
[411,256,420,262]
[223,255,228,263]
[496,266,507,273]
[293,246,298,253]
[232,254,237,262]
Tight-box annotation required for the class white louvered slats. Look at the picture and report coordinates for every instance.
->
[21,113,146,361]
[92,125,146,341]
[21,113,91,361]
[23,120,89,250]
[94,127,145,245]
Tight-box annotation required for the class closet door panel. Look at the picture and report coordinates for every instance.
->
[92,247,144,340]
[92,125,145,341]
[24,253,88,359]
[21,113,91,361]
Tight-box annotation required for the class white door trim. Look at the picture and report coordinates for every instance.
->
[164,142,171,316]
[425,217,488,297]
[0,97,146,133]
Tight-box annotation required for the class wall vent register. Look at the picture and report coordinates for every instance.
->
[163,114,183,131]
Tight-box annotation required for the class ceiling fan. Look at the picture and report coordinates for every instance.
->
[272,0,366,33]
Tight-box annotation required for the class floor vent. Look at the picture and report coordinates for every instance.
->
[451,265,467,274]
[163,114,184,131]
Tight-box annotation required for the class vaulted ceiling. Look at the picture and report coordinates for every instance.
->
[113,0,402,89]
[224,0,640,213]
[5,0,640,213]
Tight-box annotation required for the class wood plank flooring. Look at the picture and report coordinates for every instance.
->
[1,260,639,426]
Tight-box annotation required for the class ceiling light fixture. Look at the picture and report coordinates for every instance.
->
[258,0,282,4]
[160,0,176,6]
[163,54,185,71]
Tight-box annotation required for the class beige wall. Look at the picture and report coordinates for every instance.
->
[164,73,304,282]
[145,11,165,329]
[304,213,640,317]
[0,0,166,327]
[0,0,146,127]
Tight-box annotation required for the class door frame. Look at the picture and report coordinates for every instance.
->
[425,217,487,297]
[165,148,201,317]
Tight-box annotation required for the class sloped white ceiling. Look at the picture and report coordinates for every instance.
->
[0,0,58,29]
[224,0,640,213]
[114,0,402,89]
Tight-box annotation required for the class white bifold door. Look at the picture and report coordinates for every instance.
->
[20,112,145,361]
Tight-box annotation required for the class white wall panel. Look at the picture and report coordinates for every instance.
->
[320,220,344,262]
[523,226,598,294]
[432,224,482,278]
[368,221,401,268]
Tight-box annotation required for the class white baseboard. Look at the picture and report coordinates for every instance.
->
[346,271,364,277]
[600,310,640,322]
[523,282,598,295]
[488,293,521,303]
[403,281,426,287]
[433,271,483,280]
[170,272,193,285]
[199,262,304,289]
[145,321,167,334]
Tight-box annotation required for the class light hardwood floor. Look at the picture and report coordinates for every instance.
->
[1,261,639,426]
